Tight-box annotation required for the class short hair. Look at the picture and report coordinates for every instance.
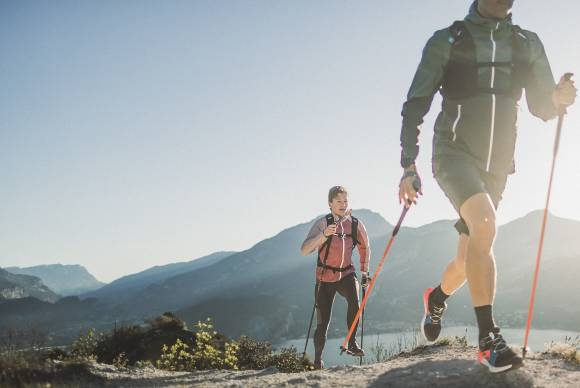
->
[328,186,348,203]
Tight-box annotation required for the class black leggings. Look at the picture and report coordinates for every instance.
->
[313,273,360,360]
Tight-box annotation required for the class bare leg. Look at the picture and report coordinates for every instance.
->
[459,192,497,307]
[440,233,469,295]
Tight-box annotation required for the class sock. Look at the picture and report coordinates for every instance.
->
[430,285,449,306]
[475,305,496,342]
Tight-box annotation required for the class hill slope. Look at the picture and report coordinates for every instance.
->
[6,264,104,296]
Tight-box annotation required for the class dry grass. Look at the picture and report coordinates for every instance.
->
[367,328,469,364]
[545,335,580,365]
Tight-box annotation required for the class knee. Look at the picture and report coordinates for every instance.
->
[467,217,497,245]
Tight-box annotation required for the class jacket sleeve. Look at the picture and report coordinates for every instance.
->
[523,31,558,121]
[356,221,371,273]
[300,218,326,256]
[400,29,451,168]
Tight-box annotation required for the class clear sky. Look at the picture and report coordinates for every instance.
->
[1,1,579,282]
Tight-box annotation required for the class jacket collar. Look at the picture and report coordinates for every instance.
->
[466,0,513,31]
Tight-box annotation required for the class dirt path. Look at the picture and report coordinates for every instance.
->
[86,344,580,387]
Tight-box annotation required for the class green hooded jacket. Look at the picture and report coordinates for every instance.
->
[400,1,558,175]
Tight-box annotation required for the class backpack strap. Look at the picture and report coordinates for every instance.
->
[448,20,467,45]
[351,216,359,249]
[442,21,477,99]
[318,214,335,263]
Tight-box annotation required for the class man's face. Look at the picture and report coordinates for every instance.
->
[478,0,514,19]
[329,193,348,217]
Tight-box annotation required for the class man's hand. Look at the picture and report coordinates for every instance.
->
[323,224,337,238]
[398,165,422,207]
[361,272,371,289]
[552,73,577,110]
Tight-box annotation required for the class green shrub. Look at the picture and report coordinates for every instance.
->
[269,346,311,373]
[156,339,195,371]
[236,336,272,370]
[113,352,129,369]
[70,328,103,361]
[156,318,239,371]
[149,312,187,331]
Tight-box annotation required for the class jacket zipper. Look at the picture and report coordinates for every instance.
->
[486,23,499,172]
[451,104,462,141]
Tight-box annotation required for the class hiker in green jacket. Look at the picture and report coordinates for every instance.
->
[398,0,576,373]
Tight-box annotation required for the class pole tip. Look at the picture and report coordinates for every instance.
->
[522,346,531,359]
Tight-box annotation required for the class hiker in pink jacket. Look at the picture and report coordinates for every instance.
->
[301,186,371,369]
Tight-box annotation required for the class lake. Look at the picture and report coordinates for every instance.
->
[279,326,580,367]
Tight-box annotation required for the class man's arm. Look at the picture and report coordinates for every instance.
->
[300,218,328,256]
[523,31,559,121]
[400,29,451,168]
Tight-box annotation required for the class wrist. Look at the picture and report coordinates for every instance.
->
[401,169,418,182]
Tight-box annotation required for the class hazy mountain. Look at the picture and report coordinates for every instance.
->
[6,264,105,296]
[1,209,578,345]
[81,251,235,305]
[174,210,580,340]
[0,268,60,303]
[0,295,112,345]
[119,210,390,318]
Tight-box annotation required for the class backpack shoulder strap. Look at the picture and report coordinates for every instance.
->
[351,216,359,248]
[318,213,335,264]
[449,20,468,45]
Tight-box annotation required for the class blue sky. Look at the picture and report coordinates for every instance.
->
[1,1,579,282]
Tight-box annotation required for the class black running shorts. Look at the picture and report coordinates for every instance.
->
[433,157,508,235]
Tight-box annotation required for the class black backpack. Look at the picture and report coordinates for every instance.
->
[441,20,531,100]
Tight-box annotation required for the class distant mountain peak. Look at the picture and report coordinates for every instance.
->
[5,264,105,297]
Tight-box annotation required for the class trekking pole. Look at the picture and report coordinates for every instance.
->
[359,287,365,366]
[302,216,344,360]
[340,186,418,355]
[522,73,573,359]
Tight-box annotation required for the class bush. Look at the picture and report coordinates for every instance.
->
[269,346,311,373]
[156,339,195,371]
[236,336,272,370]
[113,352,129,369]
[93,316,196,366]
[70,328,103,361]
[149,312,187,331]
[0,352,104,387]
[156,318,239,371]
[546,335,580,365]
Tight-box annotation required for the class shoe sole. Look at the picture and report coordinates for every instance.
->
[346,350,365,357]
[478,358,523,373]
[420,288,434,342]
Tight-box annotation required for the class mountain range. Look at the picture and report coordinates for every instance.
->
[0,268,60,303]
[1,209,578,345]
[5,264,105,296]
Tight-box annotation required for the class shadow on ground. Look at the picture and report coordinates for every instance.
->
[369,359,533,388]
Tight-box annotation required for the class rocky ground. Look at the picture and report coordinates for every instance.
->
[80,342,580,388]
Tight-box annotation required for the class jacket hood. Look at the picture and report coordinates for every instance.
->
[467,0,513,30]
